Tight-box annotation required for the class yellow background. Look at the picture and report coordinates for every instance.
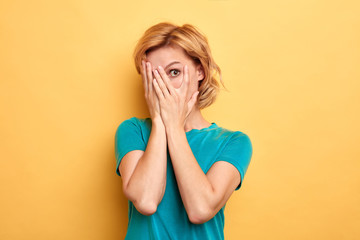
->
[1,0,359,239]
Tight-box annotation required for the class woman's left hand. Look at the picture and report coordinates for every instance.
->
[152,65,199,131]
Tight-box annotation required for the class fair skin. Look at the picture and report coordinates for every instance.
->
[119,44,241,224]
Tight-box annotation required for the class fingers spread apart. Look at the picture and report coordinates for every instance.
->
[157,66,177,96]
[153,68,171,98]
[152,78,165,100]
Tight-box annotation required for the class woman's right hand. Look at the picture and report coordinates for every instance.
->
[141,60,162,122]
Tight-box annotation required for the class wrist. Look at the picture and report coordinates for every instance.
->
[165,124,185,137]
[152,117,165,129]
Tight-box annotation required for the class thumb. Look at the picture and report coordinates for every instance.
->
[187,91,199,114]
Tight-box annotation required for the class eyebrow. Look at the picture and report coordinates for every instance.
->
[164,61,181,70]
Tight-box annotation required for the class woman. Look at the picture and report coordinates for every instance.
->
[115,22,253,239]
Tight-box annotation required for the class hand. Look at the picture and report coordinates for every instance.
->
[152,64,199,130]
[141,60,162,121]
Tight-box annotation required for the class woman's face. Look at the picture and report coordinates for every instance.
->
[145,44,204,98]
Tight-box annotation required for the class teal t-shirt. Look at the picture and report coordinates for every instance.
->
[115,117,253,240]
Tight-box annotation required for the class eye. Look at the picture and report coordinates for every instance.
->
[169,69,180,77]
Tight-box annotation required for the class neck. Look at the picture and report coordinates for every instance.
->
[184,106,211,132]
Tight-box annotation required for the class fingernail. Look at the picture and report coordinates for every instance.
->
[158,66,163,70]
[154,69,159,75]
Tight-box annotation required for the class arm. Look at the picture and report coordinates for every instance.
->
[119,60,167,215]
[166,127,240,224]
[119,118,167,215]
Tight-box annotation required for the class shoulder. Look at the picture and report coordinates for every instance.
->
[114,117,152,147]
[229,130,252,144]
[213,126,253,155]
[115,117,152,141]
[214,125,252,144]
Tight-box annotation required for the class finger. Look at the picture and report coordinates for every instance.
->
[153,69,171,98]
[180,65,190,95]
[146,62,154,96]
[187,91,199,116]
[152,78,165,101]
[157,66,176,96]
[141,60,148,94]
[146,62,153,95]
[188,91,199,108]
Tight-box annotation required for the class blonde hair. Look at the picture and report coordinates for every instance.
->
[133,22,224,109]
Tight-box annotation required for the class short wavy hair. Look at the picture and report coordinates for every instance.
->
[133,22,224,109]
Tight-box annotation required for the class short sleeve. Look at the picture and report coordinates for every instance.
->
[216,132,253,191]
[114,117,146,176]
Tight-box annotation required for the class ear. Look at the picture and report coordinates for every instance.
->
[196,64,205,81]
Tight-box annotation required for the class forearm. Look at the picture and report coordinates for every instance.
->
[166,127,215,222]
[126,118,167,212]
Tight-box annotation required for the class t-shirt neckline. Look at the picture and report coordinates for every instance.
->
[185,123,218,134]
